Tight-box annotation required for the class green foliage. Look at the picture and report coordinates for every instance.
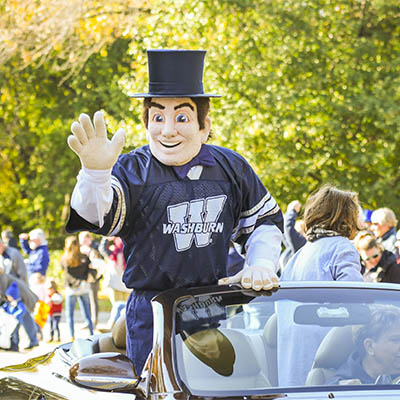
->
[47,250,64,288]
[1,0,400,250]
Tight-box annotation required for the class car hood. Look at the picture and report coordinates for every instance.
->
[0,350,133,400]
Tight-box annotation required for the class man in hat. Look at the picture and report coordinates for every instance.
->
[66,49,283,373]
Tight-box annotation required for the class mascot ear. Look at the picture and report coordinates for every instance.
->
[201,116,211,143]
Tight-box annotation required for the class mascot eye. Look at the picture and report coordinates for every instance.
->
[176,113,189,123]
[153,114,164,122]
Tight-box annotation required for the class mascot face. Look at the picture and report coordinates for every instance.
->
[146,97,210,166]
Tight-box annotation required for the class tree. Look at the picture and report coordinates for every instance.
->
[1,0,400,246]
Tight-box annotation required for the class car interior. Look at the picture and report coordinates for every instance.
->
[88,307,355,389]
[65,295,400,392]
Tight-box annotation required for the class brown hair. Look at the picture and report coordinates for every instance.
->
[142,97,210,130]
[48,279,58,291]
[304,184,360,239]
[60,236,82,268]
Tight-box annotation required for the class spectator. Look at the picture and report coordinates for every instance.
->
[1,282,27,351]
[396,230,400,264]
[279,200,307,271]
[45,280,63,342]
[226,242,245,277]
[60,235,94,340]
[99,236,131,331]
[79,231,101,328]
[1,229,19,250]
[78,231,99,254]
[370,207,398,258]
[362,209,373,229]
[280,185,363,283]
[328,304,400,385]
[0,238,27,283]
[355,232,400,283]
[19,229,50,280]
[0,268,38,349]
[278,184,363,387]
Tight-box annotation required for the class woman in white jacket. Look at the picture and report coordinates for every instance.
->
[278,184,363,387]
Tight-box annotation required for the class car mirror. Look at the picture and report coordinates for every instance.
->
[294,304,371,326]
[69,352,140,392]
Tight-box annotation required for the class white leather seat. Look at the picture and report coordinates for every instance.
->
[176,328,271,390]
[305,325,355,386]
[262,313,278,386]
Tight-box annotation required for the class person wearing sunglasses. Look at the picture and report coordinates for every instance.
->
[356,232,400,283]
[370,207,398,259]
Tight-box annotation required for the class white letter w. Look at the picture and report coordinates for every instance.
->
[167,195,227,252]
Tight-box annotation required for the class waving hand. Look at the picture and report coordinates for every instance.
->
[68,111,126,170]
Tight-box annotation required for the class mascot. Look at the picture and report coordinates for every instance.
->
[66,49,283,373]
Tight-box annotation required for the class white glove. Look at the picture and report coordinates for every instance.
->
[218,262,278,291]
[68,111,126,170]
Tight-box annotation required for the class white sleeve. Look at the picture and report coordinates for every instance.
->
[244,224,283,272]
[70,167,113,227]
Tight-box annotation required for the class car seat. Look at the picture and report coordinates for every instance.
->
[262,313,278,386]
[97,314,126,355]
[305,325,355,386]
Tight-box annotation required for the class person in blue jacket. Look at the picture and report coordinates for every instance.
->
[65,49,284,374]
[2,281,27,351]
[19,228,50,279]
[278,184,363,387]
[279,200,307,271]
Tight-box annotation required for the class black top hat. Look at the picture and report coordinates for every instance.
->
[130,49,220,98]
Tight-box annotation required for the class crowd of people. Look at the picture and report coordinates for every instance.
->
[0,227,131,351]
[1,185,399,357]
[279,193,400,284]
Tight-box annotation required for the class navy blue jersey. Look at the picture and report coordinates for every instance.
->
[67,144,283,291]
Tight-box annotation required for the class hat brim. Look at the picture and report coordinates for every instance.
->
[129,93,221,98]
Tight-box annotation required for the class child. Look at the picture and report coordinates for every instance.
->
[2,281,26,351]
[45,280,63,342]
[30,271,48,341]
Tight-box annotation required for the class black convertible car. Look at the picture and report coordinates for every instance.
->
[1,281,400,399]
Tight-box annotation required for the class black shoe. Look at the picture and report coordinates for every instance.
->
[24,343,38,350]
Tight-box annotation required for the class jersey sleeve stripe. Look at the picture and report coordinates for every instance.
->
[240,193,272,218]
[106,176,126,236]
[232,202,280,241]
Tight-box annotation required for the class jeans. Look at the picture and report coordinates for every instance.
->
[10,323,21,351]
[49,315,61,340]
[21,311,39,347]
[89,280,100,326]
[65,293,94,338]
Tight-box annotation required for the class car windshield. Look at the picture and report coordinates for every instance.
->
[173,285,400,395]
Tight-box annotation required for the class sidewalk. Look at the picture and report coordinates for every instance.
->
[0,309,111,368]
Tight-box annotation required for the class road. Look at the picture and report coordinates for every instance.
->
[0,310,111,368]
